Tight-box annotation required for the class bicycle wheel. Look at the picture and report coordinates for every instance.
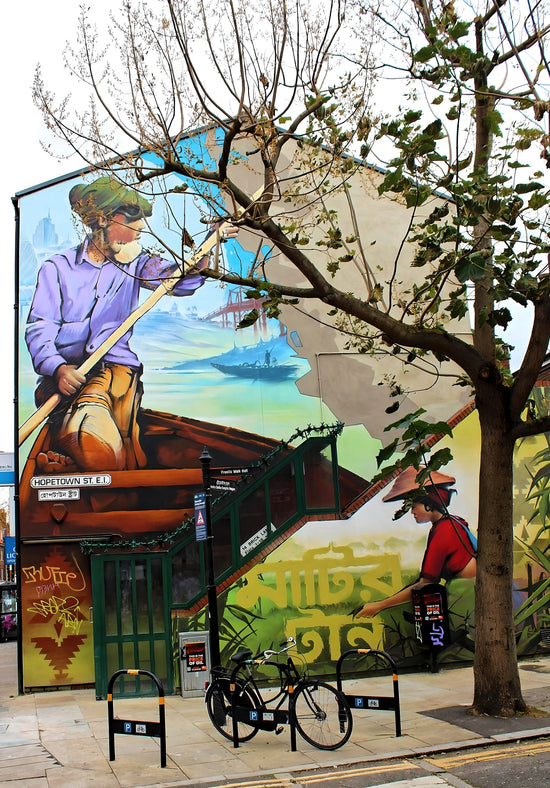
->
[293,680,352,750]
[205,676,259,742]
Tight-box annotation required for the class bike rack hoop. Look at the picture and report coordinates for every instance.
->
[107,669,167,767]
[335,649,401,737]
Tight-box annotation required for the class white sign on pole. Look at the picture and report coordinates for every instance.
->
[0,452,14,486]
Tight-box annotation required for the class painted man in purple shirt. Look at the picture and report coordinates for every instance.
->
[26,176,204,472]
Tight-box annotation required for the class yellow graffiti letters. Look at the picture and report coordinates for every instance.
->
[359,555,404,601]
[287,609,387,661]
[235,543,404,610]
[27,595,84,635]
[236,563,294,608]
[347,622,385,651]
[22,556,87,593]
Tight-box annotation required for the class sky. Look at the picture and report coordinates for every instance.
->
[0,2,115,461]
[0,3,121,512]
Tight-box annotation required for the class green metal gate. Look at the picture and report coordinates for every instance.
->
[91,553,172,698]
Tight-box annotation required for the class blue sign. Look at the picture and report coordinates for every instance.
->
[194,492,208,542]
[5,536,16,565]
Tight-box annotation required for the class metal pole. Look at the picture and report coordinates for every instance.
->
[200,447,221,667]
[12,195,23,695]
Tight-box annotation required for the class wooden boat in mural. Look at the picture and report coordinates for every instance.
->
[211,361,300,380]
[19,408,367,540]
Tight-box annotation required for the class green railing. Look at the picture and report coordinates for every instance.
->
[89,427,345,697]
[169,432,342,611]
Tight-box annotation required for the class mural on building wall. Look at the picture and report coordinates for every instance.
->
[181,403,550,674]
[20,544,93,685]
[16,140,549,689]
[18,173,325,542]
[17,163,329,685]
[18,159,371,685]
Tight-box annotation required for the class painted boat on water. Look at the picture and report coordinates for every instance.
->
[211,361,300,380]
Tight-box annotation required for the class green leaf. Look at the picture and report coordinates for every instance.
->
[487,307,512,328]
[415,45,436,63]
[455,252,487,282]
[514,587,550,625]
[423,119,443,138]
[384,408,427,432]
[378,167,404,195]
[446,106,460,121]
[402,419,452,442]
[405,185,431,208]
[446,297,468,320]
[528,192,548,210]
[491,224,515,241]
[529,463,550,487]
[448,21,471,40]
[376,439,399,467]
[426,447,454,470]
[485,109,503,136]
[454,152,472,171]
[515,181,543,194]
[237,309,259,329]
[540,491,548,523]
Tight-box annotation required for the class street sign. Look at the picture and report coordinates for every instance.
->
[194,492,207,542]
[211,467,250,477]
[0,452,15,486]
[4,536,16,565]
[210,478,236,493]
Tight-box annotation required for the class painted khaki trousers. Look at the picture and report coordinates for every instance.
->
[54,363,146,471]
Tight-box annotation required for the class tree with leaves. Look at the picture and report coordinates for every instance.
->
[33,0,550,716]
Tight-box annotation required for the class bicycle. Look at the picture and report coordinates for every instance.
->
[205,637,353,750]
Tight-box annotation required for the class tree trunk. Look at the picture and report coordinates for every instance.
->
[472,386,526,716]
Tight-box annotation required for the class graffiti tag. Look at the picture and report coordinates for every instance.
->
[22,556,87,593]
[27,595,84,635]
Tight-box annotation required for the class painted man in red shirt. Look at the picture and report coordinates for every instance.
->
[356,467,477,618]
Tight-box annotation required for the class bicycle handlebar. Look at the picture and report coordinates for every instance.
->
[254,637,296,663]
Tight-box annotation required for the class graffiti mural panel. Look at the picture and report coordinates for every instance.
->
[20,544,93,686]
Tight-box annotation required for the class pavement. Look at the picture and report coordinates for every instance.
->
[1,640,550,788]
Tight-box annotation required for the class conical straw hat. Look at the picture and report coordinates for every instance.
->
[382,466,456,502]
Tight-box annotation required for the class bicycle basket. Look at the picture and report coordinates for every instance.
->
[211,665,231,680]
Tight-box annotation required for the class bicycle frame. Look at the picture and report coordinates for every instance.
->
[207,638,353,752]
[228,641,313,749]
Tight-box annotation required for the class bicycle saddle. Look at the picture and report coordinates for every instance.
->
[230,648,253,663]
